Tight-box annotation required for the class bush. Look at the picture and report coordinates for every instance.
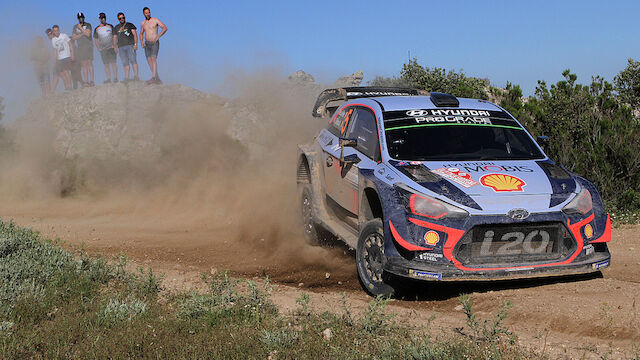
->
[396,58,490,99]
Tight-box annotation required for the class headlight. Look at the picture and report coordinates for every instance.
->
[395,183,468,219]
[562,187,593,215]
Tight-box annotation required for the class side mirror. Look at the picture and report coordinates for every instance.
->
[338,137,358,163]
[343,153,361,165]
[339,138,357,148]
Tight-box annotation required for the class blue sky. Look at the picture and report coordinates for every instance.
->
[1,0,639,121]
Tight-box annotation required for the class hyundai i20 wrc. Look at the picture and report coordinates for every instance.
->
[297,87,611,296]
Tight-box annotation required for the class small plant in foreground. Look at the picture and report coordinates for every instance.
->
[97,296,147,327]
[360,295,395,335]
[295,292,310,316]
[259,327,300,349]
[458,294,514,345]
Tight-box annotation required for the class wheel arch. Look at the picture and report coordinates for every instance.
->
[297,154,311,184]
[360,187,383,223]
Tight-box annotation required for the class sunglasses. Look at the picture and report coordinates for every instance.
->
[118,16,125,20]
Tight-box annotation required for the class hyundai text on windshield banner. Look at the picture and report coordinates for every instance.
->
[383,109,523,130]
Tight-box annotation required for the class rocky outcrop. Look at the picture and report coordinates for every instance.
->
[13,70,367,161]
[333,70,363,87]
[15,82,222,161]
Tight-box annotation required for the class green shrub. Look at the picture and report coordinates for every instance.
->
[98,296,148,327]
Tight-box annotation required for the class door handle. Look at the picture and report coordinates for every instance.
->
[326,156,333,167]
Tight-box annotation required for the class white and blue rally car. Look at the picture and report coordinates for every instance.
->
[297,87,611,296]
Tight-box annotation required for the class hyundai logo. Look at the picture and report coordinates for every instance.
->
[406,109,429,117]
[508,208,530,220]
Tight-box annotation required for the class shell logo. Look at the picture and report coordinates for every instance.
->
[480,173,526,192]
[584,223,593,238]
[424,231,440,245]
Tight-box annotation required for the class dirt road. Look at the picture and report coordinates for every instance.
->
[1,198,638,358]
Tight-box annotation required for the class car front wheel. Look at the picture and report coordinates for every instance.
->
[356,218,395,297]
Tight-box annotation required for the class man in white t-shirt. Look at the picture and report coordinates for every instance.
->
[50,25,73,91]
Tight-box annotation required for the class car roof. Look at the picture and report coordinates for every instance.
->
[368,95,503,112]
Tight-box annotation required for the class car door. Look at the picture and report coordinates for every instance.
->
[322,106,358,214]
[322,105,381,216]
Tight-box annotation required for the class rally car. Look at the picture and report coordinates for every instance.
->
[297,87,611,296]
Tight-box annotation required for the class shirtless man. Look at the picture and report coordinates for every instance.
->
[139,7,167,84]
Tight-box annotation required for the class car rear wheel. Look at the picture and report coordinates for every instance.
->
[298,183,322,246]
[356,218,395,297]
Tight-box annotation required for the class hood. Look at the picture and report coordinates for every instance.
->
[393,160,576,213]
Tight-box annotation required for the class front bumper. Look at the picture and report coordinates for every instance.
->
[384,209,612,282]
[384,249,610,281]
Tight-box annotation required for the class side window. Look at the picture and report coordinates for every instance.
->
[347,107,380,161]
[327,107,355,137]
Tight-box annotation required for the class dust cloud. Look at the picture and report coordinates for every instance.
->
[0,70,357,286]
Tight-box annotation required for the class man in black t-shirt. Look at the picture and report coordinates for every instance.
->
[114,12,139,82]
[71,12,94,86]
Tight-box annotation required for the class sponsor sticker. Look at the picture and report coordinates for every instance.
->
[431,167,479,188]
[592,260,609,270]
[480,173,526,192]
[584,224,593,238]
[408,269,442,280]
[416,252,444,262]
[442,162,534,173]
[423,231,440,245]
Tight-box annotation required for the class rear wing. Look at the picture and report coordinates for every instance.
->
[312,86,421,118]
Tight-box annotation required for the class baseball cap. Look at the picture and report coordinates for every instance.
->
[77,12,85,18]
[98,12,106,19]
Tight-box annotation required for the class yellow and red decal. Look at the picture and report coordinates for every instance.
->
[480,173,526,192]
[423,231,440,245]
[589,214,611,243]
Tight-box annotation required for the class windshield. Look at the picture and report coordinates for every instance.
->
[383,109,544,161]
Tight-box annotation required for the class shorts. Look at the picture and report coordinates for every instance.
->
[55,58,71,73]
[100,48,117,65]
[118,45,137,66]
[37,71,50,85]
[77,44,94,61]
[144,41,159,58]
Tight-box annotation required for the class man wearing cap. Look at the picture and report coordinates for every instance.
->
[72,12,94,87]
[93,12,117,83]
[140,7,167,84]
[50,25,73,91]
[114,12,139,82]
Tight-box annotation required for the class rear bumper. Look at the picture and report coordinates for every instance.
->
[384,249,610,281]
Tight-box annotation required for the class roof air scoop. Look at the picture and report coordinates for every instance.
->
[430,92,459,107]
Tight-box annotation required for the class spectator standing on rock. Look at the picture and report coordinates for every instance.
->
[140,7,167,84]
[30,36,51,96]
[114,12,139,82]
[72,12,94,87]
[50,25,73,91]
[93,12,118,83]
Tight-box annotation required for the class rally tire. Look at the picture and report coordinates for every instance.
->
[356,218,395,297]
[298,183,322,246]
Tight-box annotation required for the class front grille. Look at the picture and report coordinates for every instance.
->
[453,222,576,267]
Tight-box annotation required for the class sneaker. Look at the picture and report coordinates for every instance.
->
[145,78,155,85]
[113,78,119,83]
[89,81,95,87]
[82,82,89,88]
[103,79,111,84]
[123,78,131,84]
[133,76,140,81]
[154,76,163,85]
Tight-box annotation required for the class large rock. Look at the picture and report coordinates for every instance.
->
[333,70,363,87]
[14,82,223,161]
